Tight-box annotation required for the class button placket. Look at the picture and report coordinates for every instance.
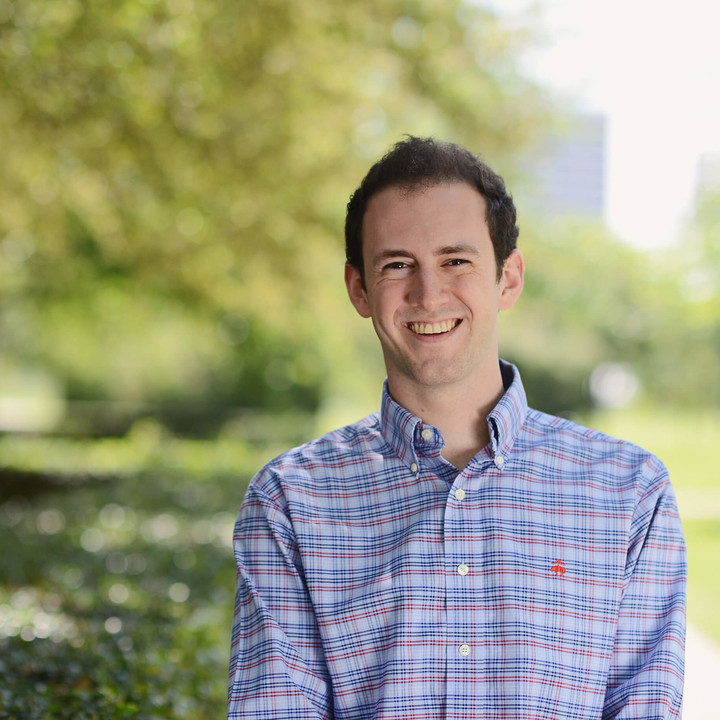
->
[446,467,478,673]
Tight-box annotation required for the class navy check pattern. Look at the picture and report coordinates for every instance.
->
[228,362,686,719]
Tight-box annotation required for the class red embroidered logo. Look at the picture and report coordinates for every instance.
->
[551,560,566,577]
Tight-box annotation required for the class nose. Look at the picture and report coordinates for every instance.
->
[406,267,447,309]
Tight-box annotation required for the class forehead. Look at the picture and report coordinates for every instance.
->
[362,182,489,250]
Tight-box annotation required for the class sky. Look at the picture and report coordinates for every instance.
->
[486,0,720,250]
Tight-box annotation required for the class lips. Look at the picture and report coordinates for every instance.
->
[407,319,460,335]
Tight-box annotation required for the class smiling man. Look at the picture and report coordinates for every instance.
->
[345,181,523,470]
[228,137,686,720]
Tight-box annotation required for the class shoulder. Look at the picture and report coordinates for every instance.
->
[245,411,390,501]
[519,407,670,493]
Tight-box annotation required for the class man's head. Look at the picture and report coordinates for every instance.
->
[343,140,525,399]
[345,136,519,287]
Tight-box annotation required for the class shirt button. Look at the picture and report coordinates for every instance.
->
[454,488,466,501]
[457,563,469,576]
[421,429,433,441]
[459,644,471,657]
[494,454,505,468]
[410,462,418,473]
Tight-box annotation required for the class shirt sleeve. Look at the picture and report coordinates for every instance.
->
[227,471,333,720]
[602,458,686,719]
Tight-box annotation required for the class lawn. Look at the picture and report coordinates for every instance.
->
[587,407,720,643]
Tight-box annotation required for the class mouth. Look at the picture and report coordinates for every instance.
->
[406,319,461,336]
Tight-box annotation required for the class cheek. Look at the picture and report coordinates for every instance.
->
[369,286,401,319]
[464,286,501,319]
[457,277,493,300]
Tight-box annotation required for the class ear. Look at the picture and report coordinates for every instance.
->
[344,263,372,318]
[498,249,524,311]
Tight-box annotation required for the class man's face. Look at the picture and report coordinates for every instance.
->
[345,182,523,396]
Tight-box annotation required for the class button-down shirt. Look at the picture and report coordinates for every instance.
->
[228,362,686,719]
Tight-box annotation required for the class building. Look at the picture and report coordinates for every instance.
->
[524,113,606,220]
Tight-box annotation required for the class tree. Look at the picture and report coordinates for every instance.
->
[500,213,717,414]
[0,0,549,427]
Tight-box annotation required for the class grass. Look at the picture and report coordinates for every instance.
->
[682,520,720,643]
[586,407,720,644]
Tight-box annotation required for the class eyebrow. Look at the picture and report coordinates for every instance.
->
[436,244,481,256]
[371,243,481,268]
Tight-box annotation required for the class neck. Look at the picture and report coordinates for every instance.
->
[388,366,505,470]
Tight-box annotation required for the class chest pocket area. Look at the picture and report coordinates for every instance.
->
[333,570,396,616]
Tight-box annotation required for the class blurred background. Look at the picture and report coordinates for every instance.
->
[0,0,718,717]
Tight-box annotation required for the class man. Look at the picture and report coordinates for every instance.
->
[228,137,686,719]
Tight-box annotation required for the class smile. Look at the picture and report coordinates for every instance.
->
[407,319,461,335]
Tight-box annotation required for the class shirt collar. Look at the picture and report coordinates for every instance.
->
[379,360,528,469]
[487,360,529,461]
[379,380,423,468]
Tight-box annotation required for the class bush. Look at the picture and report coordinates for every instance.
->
[0,429,269,719]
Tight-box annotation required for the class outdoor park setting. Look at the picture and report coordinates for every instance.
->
[1,0,719,717]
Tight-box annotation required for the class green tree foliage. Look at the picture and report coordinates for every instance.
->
[500,217,696,414]
[0,0,547,420]
[679,185,720,404]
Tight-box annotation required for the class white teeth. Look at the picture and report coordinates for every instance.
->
[409,320,458,335]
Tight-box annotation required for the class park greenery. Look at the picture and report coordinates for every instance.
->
[1,0,547,426]
[1,0,719,716]
[0,426,259,718]
[2,0,718,421]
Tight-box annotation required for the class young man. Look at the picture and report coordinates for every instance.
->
[228,137,686,719]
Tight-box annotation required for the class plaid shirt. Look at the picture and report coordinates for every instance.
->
[228,362,686,719]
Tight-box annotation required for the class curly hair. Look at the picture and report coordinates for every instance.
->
[345,136,519,286]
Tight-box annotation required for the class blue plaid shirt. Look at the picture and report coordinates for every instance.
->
[229,362,686,719]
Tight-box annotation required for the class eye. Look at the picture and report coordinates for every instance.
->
[445,258,469,267]
[383,261,410,271]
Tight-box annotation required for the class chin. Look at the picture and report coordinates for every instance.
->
[404,361,467,389]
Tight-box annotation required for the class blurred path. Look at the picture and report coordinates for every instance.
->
[683,623,720,719]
